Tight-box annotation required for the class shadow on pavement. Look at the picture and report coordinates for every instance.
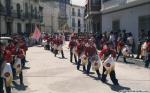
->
[126,61,135,64]
[105,83,131,92]
[70,62,77,65]
[118,60,135,65]
[77,69,100,80]
[12,82,28,91]
[89,72,95,74]
[57,57,68,59]
[13,76,20,80]
[78,69,95,75]
[25,60,29,62]
[88,74,100,80]
[22,66,30,70]
[36,45,43,47]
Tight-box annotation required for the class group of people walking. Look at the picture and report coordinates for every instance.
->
[68,33,119,85]
[42,33,120,85]
[0,35,28,93]
[98,30,150,68]
[42,33,65,59]
[42,30,150,86]
[1,29,149,93]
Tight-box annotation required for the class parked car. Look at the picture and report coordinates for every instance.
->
[0,37,13,46]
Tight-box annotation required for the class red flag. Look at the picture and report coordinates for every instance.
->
[32,26,41,41]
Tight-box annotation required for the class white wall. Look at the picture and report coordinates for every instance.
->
[102,4,150,43]
[40,1,59,33]
[66,4,72,31]
[1,17,6,34]
[102,0,120,10]
[102,0,150,13]
[0,0,42,35]
[70,5,85,33]
[42,3,52,33]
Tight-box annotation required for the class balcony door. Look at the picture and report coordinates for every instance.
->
[5,0,11,15]
[17,23,22,34]
[112,20,120,32]
[17,3,21,18]
[139,15,150,36]
[6,22,12,35]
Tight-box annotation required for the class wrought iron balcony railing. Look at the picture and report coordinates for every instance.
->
[0,6,43,22]
[0,6,6,16]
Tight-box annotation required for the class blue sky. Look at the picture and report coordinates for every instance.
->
[71,0,86,6]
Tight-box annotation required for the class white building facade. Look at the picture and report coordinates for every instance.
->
[40,1,59,33]
[71,5,85,33]
[0,0,43,36]
[101,0,150,42]
[40,0,85,33]
[40,0,71,33]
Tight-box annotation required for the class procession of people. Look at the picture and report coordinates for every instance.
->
[0,29,150,93]
[42,33,65,59]
[41,30,150,86]
[0,35,28,93]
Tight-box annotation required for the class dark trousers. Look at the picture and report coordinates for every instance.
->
[19,71,23,84]
[45,44,50,50]
[136,43,142,58]
[0,77,4,93]
[61,50,65,58]
[70,49,77,63]
[86,61,91,75]
[77,59,86,71]
[54,50,58,57]
[101,66,119,85]
[4,79,11,93]
[145,53,150,68]
[11,65,16,79]
[96,70,101,78]
[11,57,16,78]
[51,47,54,52]
[123,56,127,63]
[55,50,65,58]
[11,61,16,77]
[116,50,122,61]
[21,58,25,68]
[86,59,101,78]
[116,50,127,63]
[12,57,23,83]
[129,45,134,57]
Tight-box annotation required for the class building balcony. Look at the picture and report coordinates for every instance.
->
[84,4,101,16]
[0,2,4,15]
[0,8,12,17]
[0,6,6,16]
[24,12,30,19]
[59,14,68,19]
[90,5,101,11]
[23,12,43,22]
[72,23,82,28]
[84,10,101,19]
[72,23,76,28]
[11,10,21,18]
[24,12,37,20]
[39,15,43,23]
[0,6,43,22]
[0,5,13,16]
[72,12,76,16]
[8,10,26,21]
